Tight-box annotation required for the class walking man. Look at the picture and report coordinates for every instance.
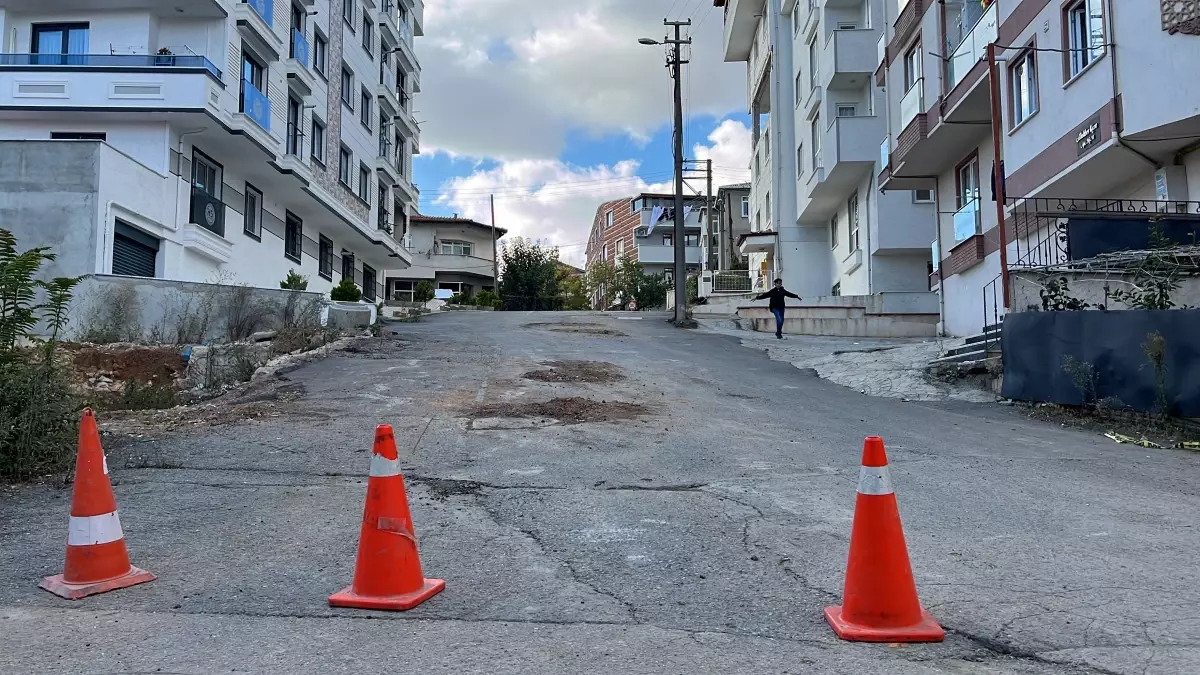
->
[756,279,801,339]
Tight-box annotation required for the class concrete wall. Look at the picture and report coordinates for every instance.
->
[64,274,326,343]
[1012,270,1200,314]
[736,291,940,337]
[0,121,171,175]
[0,141,101,281]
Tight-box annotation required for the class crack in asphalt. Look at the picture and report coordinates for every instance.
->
[943,625,1127,675]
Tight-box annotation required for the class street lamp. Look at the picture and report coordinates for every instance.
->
[638,38,660,45]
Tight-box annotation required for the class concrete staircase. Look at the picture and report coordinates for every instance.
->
[929,323,1003,366]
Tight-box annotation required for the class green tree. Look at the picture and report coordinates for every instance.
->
[610,254,669,310]
[413,280,435,303]
[585,260,617,309]
[499,238,562,311]
[559,271,590,310]
[279,269,309,290]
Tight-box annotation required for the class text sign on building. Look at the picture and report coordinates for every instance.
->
[1076,114,1102,156]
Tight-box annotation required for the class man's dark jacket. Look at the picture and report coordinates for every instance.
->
[756,286,800,311]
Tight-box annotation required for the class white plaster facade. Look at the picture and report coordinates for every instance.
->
[386,215,503,301]
[0,0,423,300]
[721,0,935,298]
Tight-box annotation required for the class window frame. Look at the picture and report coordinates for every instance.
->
[903,41,922,91]
[912,189,934,203]
[360,87,372,128]
[830,211,839,249]
[1009,44,1039,128]
[439,240,473,256]
[284,212,303,263]
[847,191,860,252]
[341,68,354,109]
[836,103,858,117]
[318,235,334,280]
[358,163,371,202]
[343,0,355,30]
[243,182,263,240]
[313,31,328,77]
[1063,0,1106,82]
[339,146,353,187]
[310,116,326,164]
[955,152,981,210]
[342,251,356,282]
[740,196,750,218]
[362,10,373,54]
[362,264,377,301]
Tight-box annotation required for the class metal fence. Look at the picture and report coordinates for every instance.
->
[711,270,752,293]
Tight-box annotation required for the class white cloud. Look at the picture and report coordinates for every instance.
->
[417,0,745,160]
[432,120,753,267]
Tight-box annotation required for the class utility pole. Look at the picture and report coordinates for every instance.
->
[986,43,1010,312]
[665,19,691,325]
[490,194,499,290]
[705,158,713,272]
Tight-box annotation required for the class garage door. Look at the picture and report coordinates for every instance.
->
[112,222,158,277]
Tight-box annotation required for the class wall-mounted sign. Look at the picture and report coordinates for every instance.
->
[1076,114,1102,156]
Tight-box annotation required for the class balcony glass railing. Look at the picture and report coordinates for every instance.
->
[189,187,225,237]
[0,53,222,81]
[899,77,923,129]
[243,0,273,24]
[947,2,998,91]
[953,199,981,241]
[879,137,889,169]
[239,80,271,132]
[290,28,309,67]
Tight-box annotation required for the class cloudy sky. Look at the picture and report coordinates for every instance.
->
[412,0,753,266]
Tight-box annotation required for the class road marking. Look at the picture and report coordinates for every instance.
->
[505,467,545,476]
[475,375,489,403]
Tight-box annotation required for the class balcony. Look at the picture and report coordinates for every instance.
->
[278,123,312,181]
[899,77,924,130]
[285,29,315,94]
[636,244,702,265]
[238,80,271,132]
[875,35,887,87]
[236,0,284,59]
[871,188,936,254]
[822,30,878,90]
[941,1,998,126]
[377,79,401,117]
[378,207,392,234]
[952,199,982,243]
[0,55,223,112]
[379,0,401,44]
[721,0,760,62]
[946,1,997,92]
[376,138,400,184]
[189,187,225,238]
[802,115,884,220]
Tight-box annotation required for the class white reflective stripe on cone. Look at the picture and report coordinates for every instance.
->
[857,465,894,496]
[67,511,124,546]
[369,454,403,478]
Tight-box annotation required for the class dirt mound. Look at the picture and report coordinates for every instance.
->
[523,322,626,337]
[522,360,625,384]
[467,396,648,425]
[67,344,186,384]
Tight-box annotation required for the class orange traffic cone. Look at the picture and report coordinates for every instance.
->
[329,424,445,611]
[824,436,944,642]
[40,409,155,600]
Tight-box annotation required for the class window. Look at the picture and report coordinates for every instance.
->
[341,68,354,109]
[836,103,858,117]
[313,32,327,76]
[1065,0,1105,78]
[112,221,158,278]
[342,251,356,281]
[319,235,333,279]
[1010,48,1038,126]
[903,42,921,91]
[957,154,980,208]
[244,183,263,239]
[663,234,673,247]
[286,97,302,155]
[616,239,624,255]
[360,87,371,128]
[362,11,373,53]
[685,234,700,247]
[795,71,803,106]
[241,50,266,114]
[797,143,804,176]
[31,23,88,64]
[605,210,614,228]
[50,131,105,141]
[311,117,326,163]
[808,38,818,89]
[439,240,473,256]
[362,264,376,301]
[831,282,841,297]
[741,196,750,218]
[830,212,839,249]
[847,192,860,252]
[913,189,934,203]
[811,114,821,168]
[339,146,352,186]
[837,22,858,30]
[358,164,371,202]
[392,280,415,302]
[284,213,303,263]
[343,0,355,28]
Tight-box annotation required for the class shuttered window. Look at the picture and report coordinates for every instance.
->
[112,221,158,277]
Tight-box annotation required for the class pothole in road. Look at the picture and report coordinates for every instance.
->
[522,322,627,337]
[522,360,626,384]
[466,396,649,425]
[411,477,484,500]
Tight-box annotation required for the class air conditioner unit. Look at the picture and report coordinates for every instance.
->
[635,227,649,237]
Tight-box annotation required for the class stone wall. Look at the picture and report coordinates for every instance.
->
[1163,0,1200,35]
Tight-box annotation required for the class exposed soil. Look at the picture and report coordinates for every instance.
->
[522,360,625,384]
[522,322,627,337]
[411,477,485,500]
[66,343,186,384]
[466,396,649,425]
[97,379,314,440]
[1021,402,1200,451]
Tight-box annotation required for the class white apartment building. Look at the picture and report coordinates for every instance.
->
[0,0,423,302]
[387,214,505,302]
[719,0,935,297]
[878,0,1200,336]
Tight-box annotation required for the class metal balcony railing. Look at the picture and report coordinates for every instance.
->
[0,53,222,81]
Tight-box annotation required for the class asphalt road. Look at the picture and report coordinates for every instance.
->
[3,311,1199,674]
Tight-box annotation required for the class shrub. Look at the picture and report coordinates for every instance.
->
[113,378,178,411]
[0,228,82,479]
[474,290,498,308]
[280,269,309,291]
[414,280,435,303]
[330,278,362,302]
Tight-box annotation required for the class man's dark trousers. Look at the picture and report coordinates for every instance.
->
[771,308,785,338]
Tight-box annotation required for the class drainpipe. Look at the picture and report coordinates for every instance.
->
[933,181,946,335]
[1105,0,1158,170]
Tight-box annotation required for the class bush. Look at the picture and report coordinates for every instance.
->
[330,278,362,302]
[112,378,178,411]
[474,290,499,308]
[0,228,82,479]
[279,269,309,291]
[414,280,435,303]
[449,289,473,305]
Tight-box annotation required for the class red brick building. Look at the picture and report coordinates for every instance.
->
[585,196,639,269]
